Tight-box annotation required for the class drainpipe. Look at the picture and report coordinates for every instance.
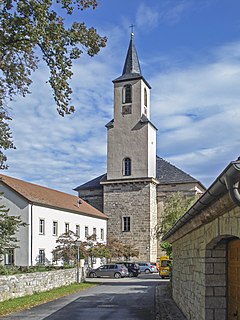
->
[224,162,240,206]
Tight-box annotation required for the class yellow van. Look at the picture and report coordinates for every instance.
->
[157,256,172,279]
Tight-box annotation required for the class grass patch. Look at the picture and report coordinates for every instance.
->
[0,282,98,316]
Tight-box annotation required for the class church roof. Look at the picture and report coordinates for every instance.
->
[156,156,198,184]
[113,33,151,88]
[0,174,108,220]
[74,157,201,191]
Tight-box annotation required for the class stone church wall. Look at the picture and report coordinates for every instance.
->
[171,204,240,320]
[103,181,157,262]
[79,188,103,212]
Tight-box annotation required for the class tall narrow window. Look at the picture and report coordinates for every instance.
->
[39,219,45,235]
[93,227,97,235]
[39,249,45,264]
[4,249,14,265]
[144,88,147,107]
[124,157,131,176]
[123,84,132,103]
[76,225,80,237]
[122,217,131,232]
[65,223,69,234]
[85,226,89,238]
[53,221,58,236]
[100,228,104,241]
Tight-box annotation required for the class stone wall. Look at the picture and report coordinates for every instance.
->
[0,268,81,302]
[171,205,240,320]
[103,180,158,262]
[78,188,103,212]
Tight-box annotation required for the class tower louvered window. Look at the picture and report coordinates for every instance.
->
[123,85,132,103]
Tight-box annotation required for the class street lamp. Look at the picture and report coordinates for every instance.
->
[76,241,81,283]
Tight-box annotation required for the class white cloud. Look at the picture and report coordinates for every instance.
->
[136,4,159,29]
[3,15,240,195]
[150,41,240,186]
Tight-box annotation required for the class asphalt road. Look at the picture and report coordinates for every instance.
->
[1,273,164,320]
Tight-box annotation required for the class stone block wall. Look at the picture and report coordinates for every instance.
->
[0,268,80,302]
[171,206,240,320]
[78,188,103,212]
[103,180,157,261]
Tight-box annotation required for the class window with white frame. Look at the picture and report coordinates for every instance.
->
[4,249,14,265]
[100,228,104,241]
[39,219,45,235]
[122,217,131,232]
[76,224,80,237]
[65,223,69,234]
[39,249,45,264]
[93,227,96,235]
[85,226,89,238]
[53,221,58,236]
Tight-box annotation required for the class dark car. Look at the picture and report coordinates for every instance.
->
[122,262,140,277]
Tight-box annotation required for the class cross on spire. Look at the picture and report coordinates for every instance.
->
[129,24,135,36]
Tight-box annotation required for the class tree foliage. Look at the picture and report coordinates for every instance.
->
[155,192,197,256]
[106,237,139,262]
[0,193,27,258]
[0,111,15,169]
[52,233,139,265]
[0,0,107,166]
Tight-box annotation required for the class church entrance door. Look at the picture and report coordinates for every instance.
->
[228,239,240,320]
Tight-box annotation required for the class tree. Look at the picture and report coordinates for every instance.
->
[106,237,139,262]
[53,232,107,266]
[52,230,82,264]
[122,243,139,261]
[0,0,107,166]
[0,193,27,260]
[155,192,197,256]
[0,111,15,169]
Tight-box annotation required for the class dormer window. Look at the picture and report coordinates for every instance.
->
[123,157,131,176]
[123,85,132,103]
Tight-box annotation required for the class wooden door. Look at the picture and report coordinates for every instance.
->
[228,239,240,320]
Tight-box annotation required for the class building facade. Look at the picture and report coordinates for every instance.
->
[163,158,240,320]
[0,174,108,267]
[75,33,205,262]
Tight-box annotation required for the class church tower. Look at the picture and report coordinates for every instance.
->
[101,32,159,262]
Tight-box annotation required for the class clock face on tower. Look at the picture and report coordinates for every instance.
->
[122,105,132,115]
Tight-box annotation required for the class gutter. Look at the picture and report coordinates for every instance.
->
[163,159,240,241]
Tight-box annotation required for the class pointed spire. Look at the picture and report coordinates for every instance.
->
[113,30,151,88]
[122,32,142,76]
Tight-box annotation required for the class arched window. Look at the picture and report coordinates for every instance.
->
[144,88,147,107]
[123,85,132,103]
[123,158,131,176]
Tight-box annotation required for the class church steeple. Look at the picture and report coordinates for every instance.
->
[113,32,150,88]
[122,32,142,77]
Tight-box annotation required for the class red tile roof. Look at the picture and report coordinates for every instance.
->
[0,174,108,220]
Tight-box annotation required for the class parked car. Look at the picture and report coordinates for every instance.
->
[87,263,129,279]
[122,262,140,277]
[138,262,157,273]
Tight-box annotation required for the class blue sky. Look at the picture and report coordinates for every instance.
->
[4,0,240,194]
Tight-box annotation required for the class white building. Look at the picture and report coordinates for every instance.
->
[0,173,108,267]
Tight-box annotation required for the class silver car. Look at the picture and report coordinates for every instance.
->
[88,263,129,279]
